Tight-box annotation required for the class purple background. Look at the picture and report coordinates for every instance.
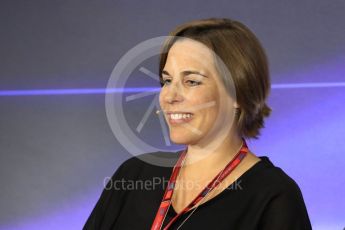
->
[1,0,344,229]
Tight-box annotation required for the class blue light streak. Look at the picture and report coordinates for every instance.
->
[271,82,345,89]
[0,87,160,96]
[0,82,344,96]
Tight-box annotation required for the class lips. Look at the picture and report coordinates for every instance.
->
[166,112,194,125]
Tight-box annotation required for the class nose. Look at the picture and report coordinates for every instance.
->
[162,81,184,104]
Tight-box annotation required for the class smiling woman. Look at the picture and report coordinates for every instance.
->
[83,18,312,230]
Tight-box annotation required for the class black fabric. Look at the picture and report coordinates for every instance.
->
[83,151,312,230]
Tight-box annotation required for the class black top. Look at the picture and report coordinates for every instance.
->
[83,151,312,230]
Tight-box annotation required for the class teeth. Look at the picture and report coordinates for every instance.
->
[169,113,193,120]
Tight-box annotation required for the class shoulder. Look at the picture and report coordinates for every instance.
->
[244,156,312,228]
[249,156,303,194]
[242,156,308,209]
[252,157,312,228]
[83,151,181,229]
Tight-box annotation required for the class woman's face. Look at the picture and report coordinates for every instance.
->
[159,38,237,145]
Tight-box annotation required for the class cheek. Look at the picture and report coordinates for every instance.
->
[193,93,219,117]
[198,92,221,121]
[199,87,219,107]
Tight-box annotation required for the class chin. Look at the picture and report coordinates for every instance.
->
[170,136,190,145]
[169,132,201,145]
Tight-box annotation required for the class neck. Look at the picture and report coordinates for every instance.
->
[182,134,244,178]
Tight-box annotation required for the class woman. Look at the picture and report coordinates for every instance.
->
[84,18,312,229]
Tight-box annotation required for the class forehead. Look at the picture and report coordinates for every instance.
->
[164,38,217,72]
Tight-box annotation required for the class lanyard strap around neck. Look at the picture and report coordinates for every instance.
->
[151,138,249,230]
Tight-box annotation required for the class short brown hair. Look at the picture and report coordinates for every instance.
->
[159,18,272,139]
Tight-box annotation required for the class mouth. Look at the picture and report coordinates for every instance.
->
[166,112,194,125]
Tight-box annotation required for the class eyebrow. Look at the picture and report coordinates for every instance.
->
[162,70,208,78]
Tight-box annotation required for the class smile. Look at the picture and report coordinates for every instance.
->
[167,113,194,125]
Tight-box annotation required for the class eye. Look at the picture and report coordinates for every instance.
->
[160,78,202,87]
[186,80,202,86]
[160,78,171,86]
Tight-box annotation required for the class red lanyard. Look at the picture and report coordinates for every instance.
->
[151,138,248,230]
